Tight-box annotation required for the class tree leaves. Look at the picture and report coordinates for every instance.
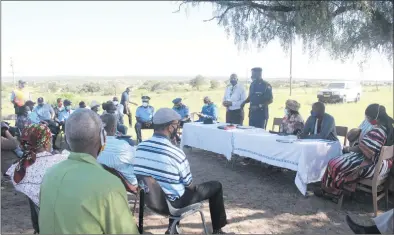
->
[180,0,393,63]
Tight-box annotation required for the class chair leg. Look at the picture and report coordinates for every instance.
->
[170,217,181,235]
[138,191,145,234]
[198,210,209,235]
[132,192,139,216]
[337,194,344,210]
[372,184,378,217]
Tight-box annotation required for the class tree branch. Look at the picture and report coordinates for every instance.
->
[173,1,185,13]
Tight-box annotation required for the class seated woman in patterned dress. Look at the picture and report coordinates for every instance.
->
[6,124,69,206]
[314,104,394,201]
[279,99,304,135]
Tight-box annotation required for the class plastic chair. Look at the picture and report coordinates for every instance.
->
[136,175,208,234]
[101,164,139,215]
[335,126,348,146]
[27,197,39,234]
[271,118,283,132]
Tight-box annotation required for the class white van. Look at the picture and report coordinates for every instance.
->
[317,81,362,103]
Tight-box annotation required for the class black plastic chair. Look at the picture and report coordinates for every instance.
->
[136,175,208,234]
[27,197,39,234]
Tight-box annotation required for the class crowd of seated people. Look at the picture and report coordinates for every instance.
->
[3,79,393,235]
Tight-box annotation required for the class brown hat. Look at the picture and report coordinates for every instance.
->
[285,99,300,112]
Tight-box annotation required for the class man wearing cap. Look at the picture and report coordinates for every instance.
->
[33,97,55,123]
[102,101,128,135]
[241,67,273,129]
[10,80,32,117]
[223,74,246,125]
[90,100,100,114]
[113,97,125,125]
[78,101,87,109]
[135,96,155,143]
[172,98,190,142]
[197,96,218,122]
[58,99,74,125]
[121,87,138,128]
[25,100,40,124]
[134,108,229,234]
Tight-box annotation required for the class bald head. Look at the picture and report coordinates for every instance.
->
[101,113,117,136]
[65,109,103,157]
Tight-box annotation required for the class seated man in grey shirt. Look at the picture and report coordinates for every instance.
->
[298,102,338,141]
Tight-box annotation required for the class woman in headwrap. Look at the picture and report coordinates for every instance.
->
[6,124,69,206]
[315,104,394,201]
[279,99,304,135]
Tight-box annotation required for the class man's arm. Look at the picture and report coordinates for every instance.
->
[264,84,273,105]
[1,131,18,150]
[49,106,55,119]
[232,86,247,108]
[305,116,335,140]
[179,156,193,187]
[299,117,312,139]
[103,191,139,234]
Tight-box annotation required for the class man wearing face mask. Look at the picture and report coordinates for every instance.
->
[11,80,32,118]
[298,102,338,141]
[197,96,218,123]
[33,97,55,123]
[39,109,139,234]
[172,98,190,142]
[223,74,246,125]
[241,67,273,129]
[134,108,229,234]
[58,99,74,137]
[54,98,64,120]
[135,96,155,143]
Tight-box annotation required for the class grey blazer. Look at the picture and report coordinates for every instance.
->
[302,113,338,141]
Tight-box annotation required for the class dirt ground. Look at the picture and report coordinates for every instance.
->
[1,148,392,234]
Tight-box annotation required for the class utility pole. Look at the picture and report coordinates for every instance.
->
[289,29,293,96]
[10,57,16,87]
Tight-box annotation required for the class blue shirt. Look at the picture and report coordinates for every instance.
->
[58,109,74,122]
[97,136,137,185]
[173,105,190,119]
[120,91,129,106]
[249,80,273,117]
[28,111,41,124]
[198,103,218,122]
[33,104,54,121]
[134,134,192,201]
[359,119,374,138]
[135,106,154,123]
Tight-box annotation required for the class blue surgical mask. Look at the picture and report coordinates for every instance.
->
[230,80,237,86]
[284,109,289,116]
[65,106,71,111]
[310,111,317,117]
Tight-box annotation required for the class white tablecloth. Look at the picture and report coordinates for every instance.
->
[180,122,234,160]
[232,129,342,195]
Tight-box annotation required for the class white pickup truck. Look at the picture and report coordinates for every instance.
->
[317,81,362,103]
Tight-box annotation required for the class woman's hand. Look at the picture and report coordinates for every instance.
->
[343,146,351,153]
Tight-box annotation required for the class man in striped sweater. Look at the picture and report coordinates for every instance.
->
[134,108,228,234]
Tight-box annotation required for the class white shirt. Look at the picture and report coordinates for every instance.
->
[6,150,70,206]
[223,84,247,111]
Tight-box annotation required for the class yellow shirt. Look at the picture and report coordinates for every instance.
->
[39,152,139,234]
[11,88,30,106]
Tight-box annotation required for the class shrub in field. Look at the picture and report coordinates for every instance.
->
[79,82,101,93]
[190,75,209,91]
[210,80,221,89]
[150,82,172,92]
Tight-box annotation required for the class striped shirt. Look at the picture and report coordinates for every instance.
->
[134,134,192,201]
[97,136,137,185]
[359,119,374,139]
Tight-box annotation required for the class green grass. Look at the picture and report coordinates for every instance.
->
[2,86,393,137]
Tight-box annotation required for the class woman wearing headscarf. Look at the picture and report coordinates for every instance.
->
[6,124,69,206]
[279,99,304,135]
[315,104,394,201]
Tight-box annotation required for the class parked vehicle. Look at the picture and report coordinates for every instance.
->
[317,81,362,103]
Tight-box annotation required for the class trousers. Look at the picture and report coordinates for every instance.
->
[225,109,244,125]
[249,109,268,129]
[135,122,153,143]
[169,181,227,230]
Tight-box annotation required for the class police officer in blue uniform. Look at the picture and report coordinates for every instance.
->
[241,67,273,129]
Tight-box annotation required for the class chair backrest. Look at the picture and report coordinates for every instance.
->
[272,118,283,131]
[336,126,348,146]
[136,175,170,216]
[27,197,40,234]
[101,164,138,194]
[373,145,394,183]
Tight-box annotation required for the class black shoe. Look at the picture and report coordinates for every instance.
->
[212,229,227,234]
[346,215,381,234]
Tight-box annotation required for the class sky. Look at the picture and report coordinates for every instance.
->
[1,1,393,80]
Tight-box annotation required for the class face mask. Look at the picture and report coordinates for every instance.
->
[368,106,380,125]
[310,111,318,117]
[230,80,237,86]
[142,102,148,107]
[65,106,71,111]
[284,109,289,116]
[170,124,178,139]
[113,101,118,106]
[38,103,44,107]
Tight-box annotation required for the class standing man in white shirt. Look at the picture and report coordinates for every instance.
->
[222,74,246,125]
